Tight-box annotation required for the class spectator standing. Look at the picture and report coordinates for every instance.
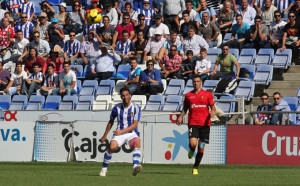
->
[24,47,45,75]
[43,46,64,75]
[117,0,134,15]
[0,17,15,64]
[19,0,35,22]
[6,0,22,18]
[54,2,68,29]
[64,1,85,34]
[26,31,50,60]
[11,30,29,62]
[46,18,65,49]
[4,62,27,95]
[233,0,256,26]
[101,2,118,27]
[217,0,234,38]
[159,45,182,79]
[98,16,115,46]
[37,63,59,96]
[124,57,142,94]
[271,92,293,125]
[112,13,135,49]
[259,0,277,29]
[194,48,211,80]
[179,10,197,40]
[15,13,34,40]
[175,0,197,30]
[33,12,51,40]
[0,61,10,91]
[80,30,102,65]
[199,12,220,48]
[64,31,81,65]
[254,93,273,125]
[21,62,43,97]
[162,0,186,32]
[148,14,170,39]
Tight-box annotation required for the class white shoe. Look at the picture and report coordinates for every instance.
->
[99,169,107,177]
[132,164,142,176]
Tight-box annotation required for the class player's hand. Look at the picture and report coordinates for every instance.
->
[100,136,107,143]
[210,110,215,119]
[176,116,183,126]
[113,130,122,136]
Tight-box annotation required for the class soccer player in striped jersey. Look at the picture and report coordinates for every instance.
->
[63,31,81,65]
[19,0,35,22]
[135,0,156,26]
[99,87,142,177]
[15,13,35,40]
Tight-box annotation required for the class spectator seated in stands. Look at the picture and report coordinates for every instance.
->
[244,15,269,50]
[80,30,102,66]
[233,0,256,26]
[223,14,250,51]
[135,0,156,27]
[118,2,136,25]
[24,47,45,75]
[290,0,300,24]
[179,10,198,41]
[0,61,11,92]
[175,0,197,31]
[33,12,51,41]
[157,31,182,61]
[21,63,43,98]
[194,48,211,81]
[26,31,50,61]
[20,0,35,22]
[52,62,77,96]
[217,0,234,38]
[148,14,170,40]
[101,2,118,27]
[210,45,240,80]
[43,46,63,75]
[140,59,164,95]
[40,1,55,22]
[37,63,59,96]
[144,29,167,63]
[254,93,273,125]
[98,16,115,46]
[265,10,287,50]
[159,44,182,79]
[46,18,65,49]
[134,13,150,41]
[0,17,15,64]
[116,30,135,64]
[11,30,29,63]
[133,30,147,64]
[64,1,85,34]
[178,50,195,79]
[271,92,293,125]
[259,0,277,30]
[4,62,27,95]
[124,57,142,94]
[63,31,81,65]
[81,19,101,42]
[54,3,68,29]
[15,13,34,40]
[281,11,300,64]
[199,12,220,48]
[85,45,121,81]
[195,0,217,27]
[206,89,224,124]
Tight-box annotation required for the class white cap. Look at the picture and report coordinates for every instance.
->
[60,2,67,8]
[154,29,163,35]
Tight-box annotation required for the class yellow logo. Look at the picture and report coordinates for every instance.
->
[201,95,204,99]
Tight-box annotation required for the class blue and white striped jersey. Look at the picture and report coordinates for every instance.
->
[15,21,34,39]
[28,72,43,81]
[82,23,101,37]
[110,102,141,135]
[135,8,156,26]
[274,0,294,12]
[116,39,135,55]
[64,39,81,57]
[7,0,23,14]
[19,2,35,20]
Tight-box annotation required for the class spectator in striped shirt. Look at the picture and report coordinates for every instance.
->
[118,2,138,26]
[37,63,59,96]
[159,45,182,79]
[19,0,35,22]
[124,57,142,94]
[82,22,101,41]
[274,0,295,18]
[135,0,156,26]
[116,30,135,64]
[64,31,81,65]
[6,0,22,17]
[134,0,153,10]
[21,62,43,97]
[15,13,35,40]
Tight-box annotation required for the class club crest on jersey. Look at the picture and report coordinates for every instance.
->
[130,112,134,117]
[201,95,204,99]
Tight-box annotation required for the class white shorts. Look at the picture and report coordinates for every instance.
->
[111,132,139,147]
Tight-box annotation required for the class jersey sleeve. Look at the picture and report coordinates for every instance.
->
[184,94,189,108]
[134,104,141,121]
[110,105,118,120]
[207,92,214,106]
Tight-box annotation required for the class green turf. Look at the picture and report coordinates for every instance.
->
[1,162,300,186]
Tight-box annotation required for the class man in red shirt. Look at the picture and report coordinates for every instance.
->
[177,75,215,175]
[0,17,15,64]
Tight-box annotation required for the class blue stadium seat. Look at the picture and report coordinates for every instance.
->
[76,80,82,94]
[202,80,219,90]
[34,4,42,15]
[52,5,60,13]
[234,80,255,101]
[254,48,274,66]
[295,105,300,125]
[239,64,256,80]
[229,48,239,59]
[238,49,256,65]
[165,79,185,95]
[44,96,61,110]
[79,80,98,96]
[70,65,84,78]
[112,64,131,80]
[48,0,61,5]
[76,96,94,110]
[83,65,91,77]
[66,6,72,12]
[162,95,183,111]
[254,65,273,85]
[182,79,193,95]
[26,96,45,110]
[222,33,233,43]
[59,96,78,110]
[145,95,165,111]
[282,96,298,111]
[272,49,292,69]
[96,79,115,96]
[9,95,28,110]
[215,95,235,117]
[0,95,11,110]
[206,48,222,64]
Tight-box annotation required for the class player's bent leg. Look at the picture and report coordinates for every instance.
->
[130,137,142,176]
[100,141,120,176]
[188,137,198,159]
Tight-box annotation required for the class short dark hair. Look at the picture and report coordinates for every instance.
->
[288,11,296,17]
[260,93,269,98]
[125,2,132,8]
[274,10,281,15]
[16,62,22,67]
[182,10,190,16]
[138,13,145,20]
[200,48,207,53]
[102,15,110,20]
[185,0,192,4]
[255,15,262,20]
[69,30,76,35]
[33,31,40,36]
[123,12,130,18]
[122,30,129,35]
[120,87,131,95]
[193,74,203,81]
[170,31,177,35]
[146,59,154,65]
[236,14,243,19]
[16,30,23,33]
[273,92,281,97]
[33,62,40,68]
[47,63,54,69]
[186,50,193,56]
[130,57,138,63]
[63,62,70,67]
[170,45,177,50]
[187,25,196,31]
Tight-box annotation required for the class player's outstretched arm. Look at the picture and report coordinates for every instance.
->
[114,120,139,136]
[100,119,114,143]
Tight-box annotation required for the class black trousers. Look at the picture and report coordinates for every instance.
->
[164,14,178,32]
[85,72,113,81]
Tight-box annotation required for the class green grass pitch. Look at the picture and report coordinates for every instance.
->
[1,162,300,185]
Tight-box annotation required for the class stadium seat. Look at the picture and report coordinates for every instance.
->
[34,5,42,14]
[131,95,147,110]
[238,49,256,65]
[229,48,239,59]
[282,96,298,111]
[202,80,219,90]
[234,80,255,101]
[182,79,193,95]
[162,95,183,111]
[253,65,273,85]
[215,95,235,117]
[160,79,167,95]
[26,96,45,110]
[206,48,222,64]
[272,49,292,69]
[66,6,72,12]
[239,64,256,80]
[0,95,11,110]
[48,0,60,5]
[112,80,126,96]
[83,65,92,77]
[96,79,115,96]
[52,5,60,13]
[93,95,112,110]
[59,96,78,110]
[70,65,84,78]
[112,64,131,80]
[145,95,165,111]
[165,79,185,95]
[79,80,98,96]
[76,96,94,110]
[76,80,82,94]
[9,95,28,110]
[222,33,232,43]
[44,96,61,110]
[254,48,274,66]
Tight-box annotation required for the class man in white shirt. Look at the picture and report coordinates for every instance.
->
[144,29,167,63]
[101,2,118,27]
[233,0,256,26]
[11,30,29,62]
[21,62,43,97]
[148,14,170,39]
[4,62,27,95]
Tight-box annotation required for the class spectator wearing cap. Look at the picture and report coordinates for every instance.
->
[0,17,15,64]
[161,0,185,32]
[20,0,35,22]
[112,12,135,49]
[98,16,115,46]
[43,46,64,75]
[46,18,65,49]
[8,16,15,28]
[64,1,85,34]
[0,61,11,92]
[134,13,150,41]
[85,45,121,80]
[159,44,182,79]
[11,30,29,63]
[80,30,102,65]
[175,0,197,31]
[64,31,81,65]
[134,0,156,26]
[198,12,220,48]
[101,2,118,27]
[6,0,22,17]
[24,47,45,75]
[148,14,170,39]
[54,2,68,29]
[144,29,167,63]
[15,13,34,40]
[33,12,51,40]
[40,1,55,22]
[26,31,50,60]
[117,0,134,15]
[118,2,138,26]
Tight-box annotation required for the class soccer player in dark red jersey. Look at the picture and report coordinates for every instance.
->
[177,75,215,175]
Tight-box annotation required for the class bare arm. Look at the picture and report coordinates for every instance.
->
[115,120,138,135]
[65,81,75,89]
[234,60,240,77]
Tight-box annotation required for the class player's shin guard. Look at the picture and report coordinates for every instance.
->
[102,150,112,170]
[132,148,141,168]
[193,150,204,169]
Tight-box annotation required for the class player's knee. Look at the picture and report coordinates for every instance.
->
[130,137,140,148]
[109,141,119,153]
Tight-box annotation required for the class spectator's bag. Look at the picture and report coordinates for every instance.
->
[215,75,239,94]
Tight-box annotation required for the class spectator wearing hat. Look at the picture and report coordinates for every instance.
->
[64,31,81,65]
[64,1,85,34]
[33,12,51,40]
[11,30,29,63]
[134,0,156,26]
[46,18,65,49]
[15,13,35,40]
[80,30,102,65]
[98,16,115,46]
[26,31,50,60]
[24,47,45,75]
[101,2,118,27]
[40,1,55,22]
[8,16,15,28]
[148,14,169,39]
[54,2,68,29]
[20,0,35,22]
[144,29,167,63]
[43,45,63,75]
[161,0,185,32]
[0,17,15,64]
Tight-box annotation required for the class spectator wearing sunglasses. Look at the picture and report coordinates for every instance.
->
[64,31,81,65]
[33,12,51,40]
[15,13,34,40]
[254,93,273,125]
[19,0,35,22]
[271,92,293,125]
[25,31,50,60]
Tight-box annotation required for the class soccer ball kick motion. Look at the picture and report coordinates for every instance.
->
[177,75,216,174]
[99,87,142,176]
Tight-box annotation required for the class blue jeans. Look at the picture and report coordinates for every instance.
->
[208,41,217,48]
[7,87,19,95]
[52,88,76,96]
